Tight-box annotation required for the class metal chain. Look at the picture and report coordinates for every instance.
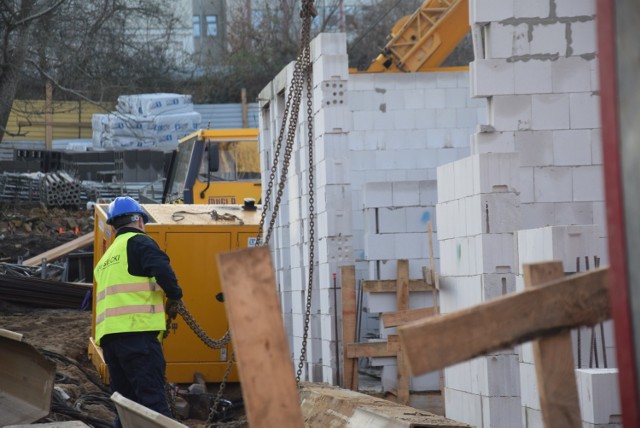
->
[295,11,317,385]
[163,2,318,425]
[256,0,317,247]
[164,301,232,349]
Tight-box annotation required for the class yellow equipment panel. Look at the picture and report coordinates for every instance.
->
[89,203,261,384]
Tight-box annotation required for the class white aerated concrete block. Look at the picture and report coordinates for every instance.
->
[515,131,554,167]
[570,92,601,129]
[515,61,552,94]
[437,162,456,203]
[553,129,592,166]
[533,166,572,202]
[313,57,349,87]
[363,182,392,208]
[482,396,522,428]
[573,166,605,202]
[531,94,570,130]
[439,275,483,312]
[491,95,532,131]
[519,361,540,409]
[551,57,592,93]
[445,388,483,426]
[471,131,516,154]
[471,59,515,97]
[514,1,550,18]
[472,152,520,195]
[576,369,621,425]
[571,20,597,57]
[482,273,517,301]
[310,32,346,60]
[555,0,596,17]
[485,23,530,58]
[516,225,599,274]
[530,23,567,56]
[364,233,395,260]
[522,406,544,428]
[471,0,515,24]
[466,193,520,236]
[314,105,350,135]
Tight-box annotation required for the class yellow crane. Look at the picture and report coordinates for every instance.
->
[366,0,469,72]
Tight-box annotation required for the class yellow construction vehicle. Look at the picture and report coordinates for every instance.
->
[162,128,261,205]
[366,0,469,72]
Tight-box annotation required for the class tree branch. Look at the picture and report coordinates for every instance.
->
[14,0,66,27]
[25,59,111,112]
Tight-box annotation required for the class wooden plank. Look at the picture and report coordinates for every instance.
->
[382,307,436,328]
[398,267,610,375]
[363,279,428,293]
[217,246,303,428]
[341,265,358,390]
[427,221,439,289]
[395,260,410,405]
[22,233,93,266]
[524,261,581,427]
[346,337,400,358]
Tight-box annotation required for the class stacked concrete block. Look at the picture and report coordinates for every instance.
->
[516,225,617,427]
[469,0,605,249]
[576,369,622,427]
[436,152,522,427]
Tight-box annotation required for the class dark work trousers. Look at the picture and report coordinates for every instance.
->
[101,332,172,428]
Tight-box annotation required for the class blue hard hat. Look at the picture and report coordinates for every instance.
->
[106,196,149,225]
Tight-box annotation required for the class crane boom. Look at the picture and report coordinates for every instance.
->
[367,0,470,72]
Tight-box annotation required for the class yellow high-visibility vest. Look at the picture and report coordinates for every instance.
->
[94,232,165,346]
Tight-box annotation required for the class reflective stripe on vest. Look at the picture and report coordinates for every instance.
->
[93,232,166,346]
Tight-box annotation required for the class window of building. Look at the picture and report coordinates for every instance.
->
[193,15,201,37]
[206,15,218,37]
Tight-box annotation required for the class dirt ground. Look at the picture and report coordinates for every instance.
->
[0,203,234,427]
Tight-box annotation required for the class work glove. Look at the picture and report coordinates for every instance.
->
[166,298,182,320]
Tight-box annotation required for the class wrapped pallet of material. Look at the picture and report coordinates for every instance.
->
[116,93,194,117]
[92,94,201,150]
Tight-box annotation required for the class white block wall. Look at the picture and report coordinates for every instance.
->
[469,0,607,265]
[437,153,522,427]
[516,226,618,428]
[259,32,484,387]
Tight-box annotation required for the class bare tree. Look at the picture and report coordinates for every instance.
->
[0,0,186,143]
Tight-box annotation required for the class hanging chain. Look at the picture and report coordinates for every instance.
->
[256,0,317,247]
[295,12,316,385]
[163,2,318,425]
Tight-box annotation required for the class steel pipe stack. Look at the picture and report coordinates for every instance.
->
[39,171,82,207]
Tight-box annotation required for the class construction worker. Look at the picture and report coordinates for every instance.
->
[93,196,183,427]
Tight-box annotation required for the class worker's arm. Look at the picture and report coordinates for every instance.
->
[127,234,183,300]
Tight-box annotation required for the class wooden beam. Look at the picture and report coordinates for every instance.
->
[363,279,428,293]
[22,233,93,266]
[341,265,358,390]
[346,336,400,358]
[524,261,581,427]
[217,246,303,428]
[398,267,610,375]
[382,307,435,328]
[395,260,410,404]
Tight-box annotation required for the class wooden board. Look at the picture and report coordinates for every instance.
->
[395,260,410,405]
[22,233,93,266]
[217,246,303,428]
[346,336,400,358]
[382,307,436,328]
[523,261,581,427]
[341,265,358,390]
[363,279,429,293]
[398,267,610,375]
